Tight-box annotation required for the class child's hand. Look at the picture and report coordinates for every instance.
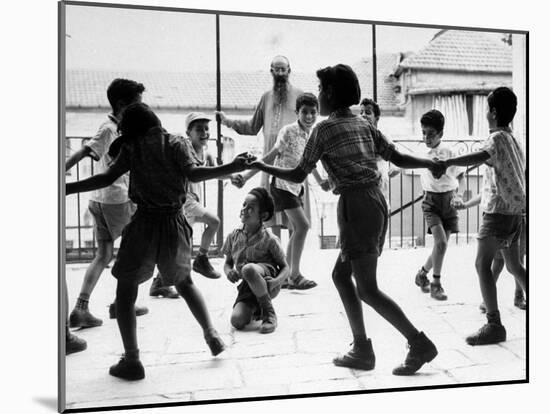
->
[231,174,246,188]
[451,196,466,210]
[319,179,331,192]
[248,160,264,171]
[264,275,280,291]
[233,152,256,171]
[215,111,227,125]
[429,159,447,179]
[227,269,241,283]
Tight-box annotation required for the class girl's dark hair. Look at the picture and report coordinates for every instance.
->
[248,187,274,222]
[420,109,445,133]
[316,64,361,109]
[487,87,517,126]
[360,98,380,118]
[106,78,145,111]
[108,103,161,159]
[295,92,319,112]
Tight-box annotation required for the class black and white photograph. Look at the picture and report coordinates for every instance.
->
[5,0,547,413]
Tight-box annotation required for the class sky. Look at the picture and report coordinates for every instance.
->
[65,4,445,73]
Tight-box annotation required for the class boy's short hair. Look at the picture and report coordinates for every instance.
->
[107,78,145,111]
[360,98,380,118]
[248,187,274,222]
[420,109,445,133]
[316,64,361,110]
[295,93,319,112]
[488,87,517,126]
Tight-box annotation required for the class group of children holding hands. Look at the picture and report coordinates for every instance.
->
[65,65,526,380]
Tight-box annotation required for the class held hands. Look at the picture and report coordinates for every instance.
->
[227,269,241,283]
[450,195,466,210]
[231,174,246,188]
[319,179,331,192]
[429,158,447,179]
[233,152,257,172]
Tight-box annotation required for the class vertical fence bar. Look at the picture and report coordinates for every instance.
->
[372,24,377,102]
[411,170,415,247]
[388,171,392,249]
[215,14,223,253]
[466,166,470,243]
[76,157,82,261]
[399,171,403,248]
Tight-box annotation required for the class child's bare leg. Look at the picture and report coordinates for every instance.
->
[353,254,418,340]
[475,237,501,314]
[230,302,255,330]
[78,239,114,300]
[501,239,527,293]
[285,207,310,279]
[429,225,451,277]
[175,277,214,332]
[240,264,269,297]
[196,212,219,253]
[115,279,139,353]
[331,254,366,339]
[491,255,505,282]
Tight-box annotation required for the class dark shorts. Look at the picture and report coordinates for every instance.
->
[478,213,523,250]
[421,191,459,234]
[493,216,526,260]
[337,184,388,261]
[233,263,280,310]
[270,180,304,212]
[112,208,193,285]
[88,200,135,241]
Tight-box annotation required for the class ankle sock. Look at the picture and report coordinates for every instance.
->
[76,295,90,311]
[353,334,369,345]
[125,349,140,361]
[487,310,502,325]
[421,266,428,274]
[432,275,441,284]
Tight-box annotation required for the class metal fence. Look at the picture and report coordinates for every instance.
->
[64,136,485,262]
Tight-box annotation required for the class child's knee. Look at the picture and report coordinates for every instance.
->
[433,239,448,254]
[175,277,194,294]
[505,260,524,277]
[241,264,260,281]
[204,213,220,229]
[230,313,249,330]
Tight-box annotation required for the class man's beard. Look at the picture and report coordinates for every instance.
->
[272,75,289,105]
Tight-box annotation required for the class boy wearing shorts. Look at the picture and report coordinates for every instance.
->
[235,93,329,289]
[414,110,464,301]
[67,103,254,380]
[149,112,223,298]
[442,87,526,345]
[223,187,289,334]
[252,64,444,375]
[65,78,148,328]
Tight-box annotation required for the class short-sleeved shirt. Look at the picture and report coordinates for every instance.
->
[273,121,309,196]
[480,127,526,215]
[85,114,130,204]
[419,142,463,193]
[113,127,195,211]
[221,226,287,275]
[182,139,214,203]
[298,109,396,194]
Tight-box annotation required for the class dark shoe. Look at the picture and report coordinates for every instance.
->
[288,274,317,290]
[204,329,226,356]
[149,276,179,298]
[333,339,376,370]
[392,331,438,375]
[430,282,448,301]
[479,301,487,313]
[514,293,526,310]
[259,303,278,334]
[193,255,222,279]
[415,269,430,293]
[109,303,149,319]
[66,332,87,355]
[466,323,506,346]
[69,308,103,328]
[109,357,145,380]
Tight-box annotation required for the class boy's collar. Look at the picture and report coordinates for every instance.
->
[489,126,512,133]
[108,113,119,124]
[329,108,352,119]
[240,223,264,236]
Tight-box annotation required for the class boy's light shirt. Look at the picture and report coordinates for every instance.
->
[480,127,525,214]
[85,114,130,204]
[419,142,463,192]
[272,120,310,196]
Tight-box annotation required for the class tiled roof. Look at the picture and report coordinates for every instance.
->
[398,30,512,73]
[65,53,402,110]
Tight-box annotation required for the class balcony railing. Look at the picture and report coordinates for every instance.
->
[65,137,485,262]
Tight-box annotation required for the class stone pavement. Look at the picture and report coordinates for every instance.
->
[64,243,526,411]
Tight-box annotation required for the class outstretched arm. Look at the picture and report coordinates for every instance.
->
[65,146,94,172]
[250,161,308,184]
[66,161,128,195]
[445,150,490,167]
[185,152,255,182]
